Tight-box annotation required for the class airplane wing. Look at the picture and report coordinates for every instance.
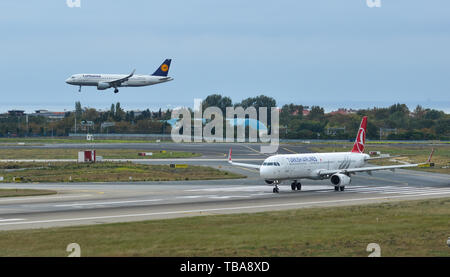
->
[319,149,435,176]
[227,148,261,170]
[108,69,136,87]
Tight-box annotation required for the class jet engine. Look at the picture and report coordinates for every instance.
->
[330,173,351,186]
[97,82,111,90]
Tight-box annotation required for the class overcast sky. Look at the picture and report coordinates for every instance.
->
[0,0,449,113]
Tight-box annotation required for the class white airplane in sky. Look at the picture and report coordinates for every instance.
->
[228,116,434,193]
[65,59,173,93]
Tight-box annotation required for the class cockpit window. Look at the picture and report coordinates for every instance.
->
[263,162,280,166]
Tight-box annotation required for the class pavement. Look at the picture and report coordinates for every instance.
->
[0,142,448,231]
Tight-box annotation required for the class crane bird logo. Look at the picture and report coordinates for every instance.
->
[161,64,169,72]
[356,128,365,153]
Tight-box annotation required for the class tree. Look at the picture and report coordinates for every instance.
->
[203,94,233,114]
[115,102,125,121]
[75,101,82,118]
[308,106,325,121]
[110,104,115,118]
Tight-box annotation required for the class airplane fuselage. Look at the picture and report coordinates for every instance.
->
[66,74,173,88]
[260,152,369,181]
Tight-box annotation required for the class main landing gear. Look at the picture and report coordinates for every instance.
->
[334,186,345,192]
[291,180,302,191]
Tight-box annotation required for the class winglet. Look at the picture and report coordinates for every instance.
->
[427,148,435,163]
[128,69,136,78]
[228,148,232,163]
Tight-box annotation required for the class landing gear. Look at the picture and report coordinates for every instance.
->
[272,180,280,193]
[291,181,302,191]
[334,186,345,192]
[273,186,279,193]
[78,86,81,92]
[114,88,119,93]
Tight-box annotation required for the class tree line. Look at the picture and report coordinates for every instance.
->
[0,97,448,140]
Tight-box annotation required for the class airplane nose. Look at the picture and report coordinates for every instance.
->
[260,167,269,179]
[65,78,73,84]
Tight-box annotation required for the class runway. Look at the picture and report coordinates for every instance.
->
[0,143,448,230]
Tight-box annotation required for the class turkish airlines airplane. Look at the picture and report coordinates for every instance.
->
[65,59,173,93]
[228,116,434,193]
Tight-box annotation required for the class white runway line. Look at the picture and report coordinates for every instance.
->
[54,199,163,207]
[0,218,24,222]
[0,194,93,203]
[175,195,217,199]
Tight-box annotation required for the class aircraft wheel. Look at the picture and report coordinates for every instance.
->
[291,183,296,191]
[296,183,302,191]
[114,89,119,93]
[334,186,339,192]
[273,187,279,193]
[339,186,345,192]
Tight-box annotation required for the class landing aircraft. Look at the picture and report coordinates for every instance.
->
[228,116,434,193]
[65,59,173,93]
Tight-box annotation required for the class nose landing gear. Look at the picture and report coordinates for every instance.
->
[272,180,280,193]
[114,88,119,93]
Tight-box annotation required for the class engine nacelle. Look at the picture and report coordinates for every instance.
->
[97,82,111,90]
[330,173,351,186]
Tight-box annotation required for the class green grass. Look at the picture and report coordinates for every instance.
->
[0,162,244,183]
[0,198,448,257]
[309,145,450,174]
[0,189,56,198]
[0,148,200,160]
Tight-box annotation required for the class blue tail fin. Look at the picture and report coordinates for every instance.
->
[152,59,172,76]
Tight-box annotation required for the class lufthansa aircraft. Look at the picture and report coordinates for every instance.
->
[65,59,173,93]
[228,116,434,193]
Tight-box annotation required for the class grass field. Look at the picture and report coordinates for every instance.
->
[309,145,450,174]
[0,162,244,183]
[0,198,448,257]
[0,148,200,160]
[0,189,56,198]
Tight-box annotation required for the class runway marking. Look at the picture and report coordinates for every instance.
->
[54,199,163,207]
[0,218,24,222]
[1,191,450,227]
[241,145,270,157]
[0,194,92,203]
[176,195,217,199]
[234,166,259,174]
[282,147,298,154]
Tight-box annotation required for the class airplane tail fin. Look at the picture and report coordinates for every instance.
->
[351,116,367,153]
[152,59,172,76]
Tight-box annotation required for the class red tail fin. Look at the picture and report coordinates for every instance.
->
[351,116,367,153]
